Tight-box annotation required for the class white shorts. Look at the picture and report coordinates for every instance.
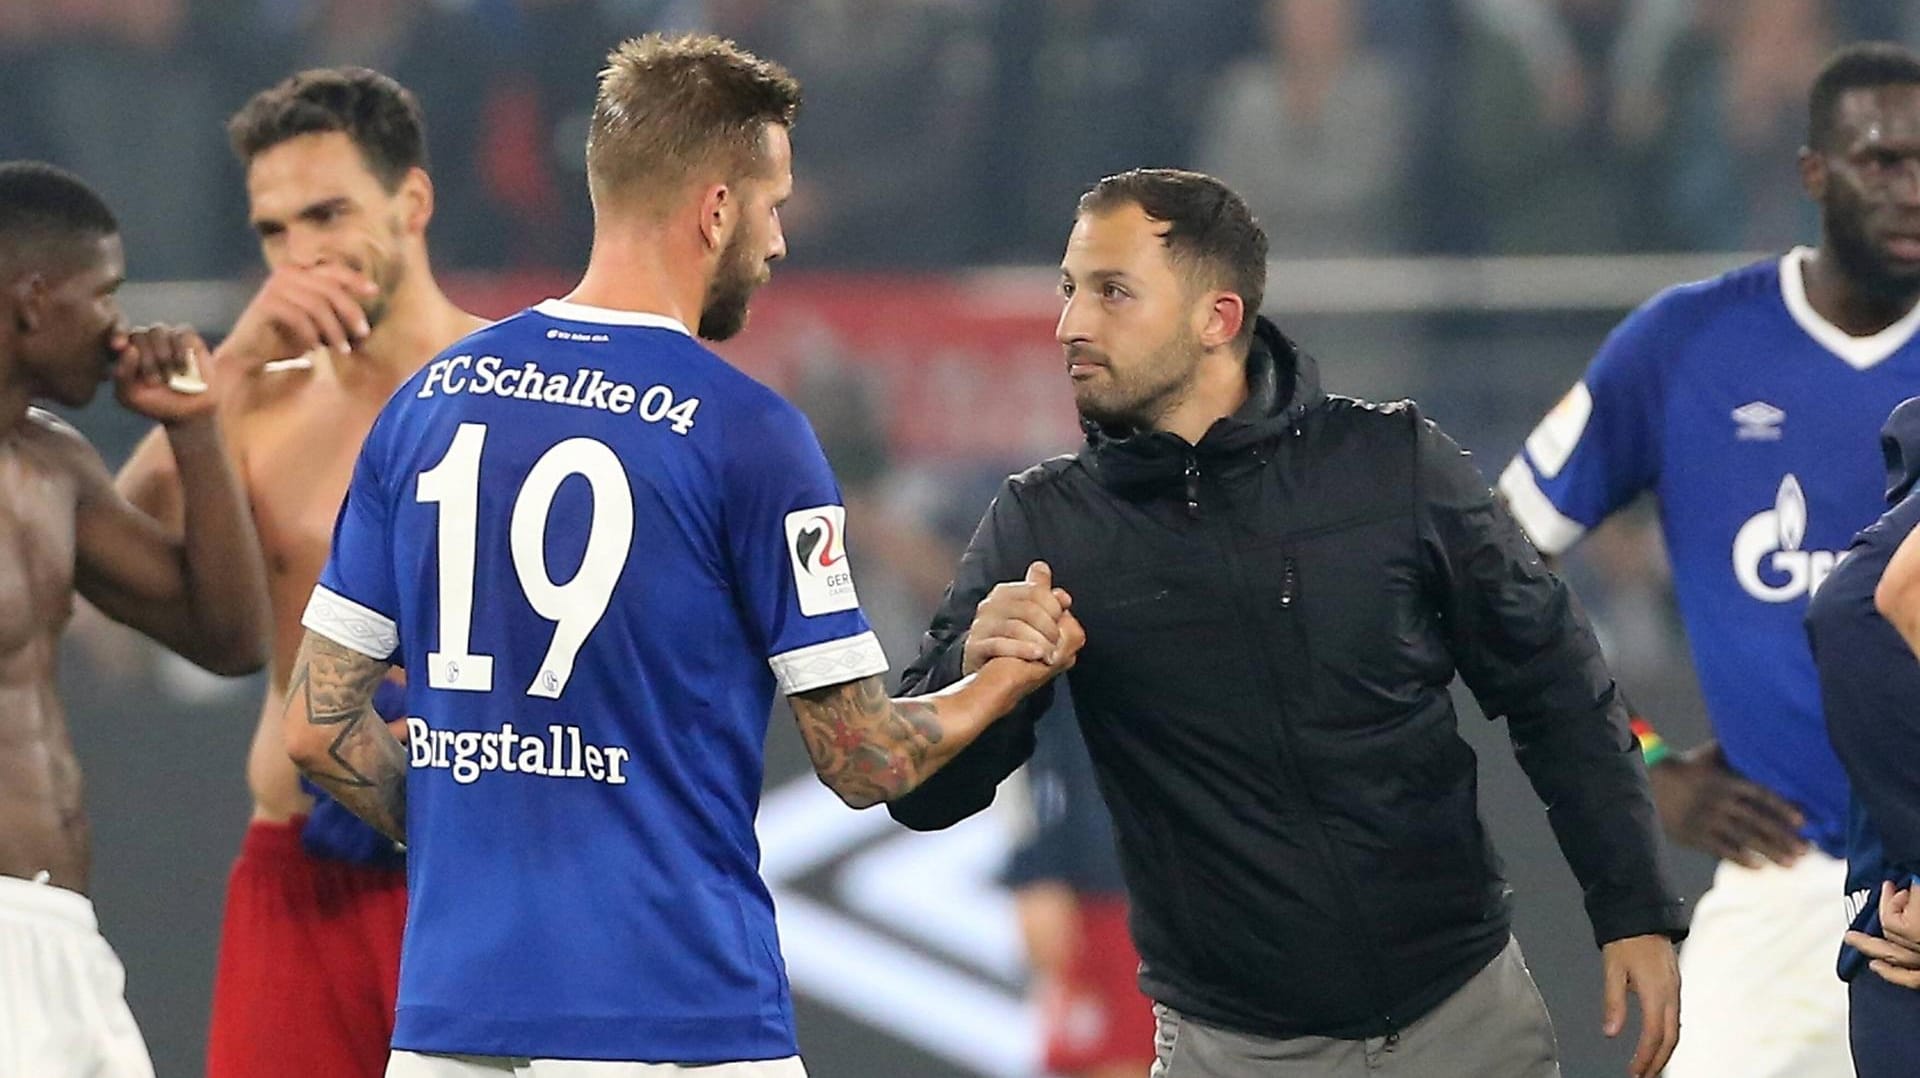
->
[0,874,153,1078]
[386,1051,808,1077]
[1662,850,1852,1078]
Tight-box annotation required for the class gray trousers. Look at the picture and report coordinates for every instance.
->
[1150,937,1561,1077]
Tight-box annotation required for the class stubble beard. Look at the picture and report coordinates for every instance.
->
[698,231,764,342]
[1073,323,1203,433]
[1826,194,1920,303]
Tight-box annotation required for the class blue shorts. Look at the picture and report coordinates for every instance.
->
[1849,968,1920,1078]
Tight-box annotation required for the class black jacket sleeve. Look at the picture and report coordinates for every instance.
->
[1414,410,1688,947]
[888,478,1055,831]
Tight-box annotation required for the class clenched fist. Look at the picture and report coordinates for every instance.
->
[963,561,1079,675]
[112,324,221,425]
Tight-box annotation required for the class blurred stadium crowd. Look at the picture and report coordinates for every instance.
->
[4,0,1918,278]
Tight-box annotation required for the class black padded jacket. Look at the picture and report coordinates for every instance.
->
[889,317,1687,1040]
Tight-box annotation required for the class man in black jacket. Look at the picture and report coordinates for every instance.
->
[890,169,1686,1078]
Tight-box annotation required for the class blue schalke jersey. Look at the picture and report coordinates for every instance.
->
[302,299,887,1061]
[1500,249,1920,857]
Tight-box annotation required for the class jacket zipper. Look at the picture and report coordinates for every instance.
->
[1275,555,1401,1036]
[1187,437,1398,1034]
[1232,545,1402,1037]
[1184,451,1202,518]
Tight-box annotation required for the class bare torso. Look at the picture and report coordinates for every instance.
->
[0,416,89,890]
[235,318,483,821]
[233,357,395,821]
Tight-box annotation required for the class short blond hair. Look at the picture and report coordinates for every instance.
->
[587,34,801,210]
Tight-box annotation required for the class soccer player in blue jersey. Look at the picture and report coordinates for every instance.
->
[1500,42,1920,1077]
[277,34,1081,1076]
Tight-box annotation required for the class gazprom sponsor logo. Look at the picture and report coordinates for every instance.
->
[1731,474,1842,602]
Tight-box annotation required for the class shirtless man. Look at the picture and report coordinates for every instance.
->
[115,69,485,1078]
[0,161,268,1076]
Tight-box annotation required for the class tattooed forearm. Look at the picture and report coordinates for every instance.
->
[791,675,948,808]
[283,632,407,842]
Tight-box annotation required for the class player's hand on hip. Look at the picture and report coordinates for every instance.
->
[1847,882,1920,989]
[963,561,1077,675]
[113,325,220,425]
[1600,933,1680,1078]
[1648,741,1808,867]
[217,262,378,374]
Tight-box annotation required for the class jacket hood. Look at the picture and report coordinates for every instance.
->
[1883,397,1920,503]
[1084,316,1324,494]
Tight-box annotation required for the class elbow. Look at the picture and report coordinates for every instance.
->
[166,629,266,677]
[282,722,331,775]
[201,637,267,677]
[886,788,977,832]
[818,774,887,811]
[186,605,270,676]
[227,633,269,675]
[1877,575,1920,654]
[1874,573,1898,622]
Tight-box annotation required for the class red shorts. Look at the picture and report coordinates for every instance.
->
[1040,896,1156,1075]
[205,818,407,1078]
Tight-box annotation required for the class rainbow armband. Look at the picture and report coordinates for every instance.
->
[1629,717,1670,767]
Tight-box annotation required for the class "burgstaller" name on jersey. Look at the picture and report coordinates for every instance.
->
[416,354,700,434]
[405,717,633,786]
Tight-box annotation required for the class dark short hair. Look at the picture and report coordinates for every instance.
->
[1809,42,1920,151]
[0,161,117,272]
[227,67,428,189]
[1078,169,1268,342]
[587,33,801,207]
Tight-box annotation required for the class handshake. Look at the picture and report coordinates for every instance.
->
[962,561,1087,693]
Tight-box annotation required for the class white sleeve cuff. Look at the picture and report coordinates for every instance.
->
[302,585,400,660]
[770,631,890,695]
[1497,457,1588,556]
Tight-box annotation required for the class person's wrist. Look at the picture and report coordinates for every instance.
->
[968,658,1031,715]
[209,339,270,384]
[162,409,220,436]
[969,655,1015,691]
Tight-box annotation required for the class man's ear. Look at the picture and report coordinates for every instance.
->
[1198,290,1247,350]
[1800,146,1828,203]
[698,182,736,254]
[398,166,435,235]
[10,273,47,335]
